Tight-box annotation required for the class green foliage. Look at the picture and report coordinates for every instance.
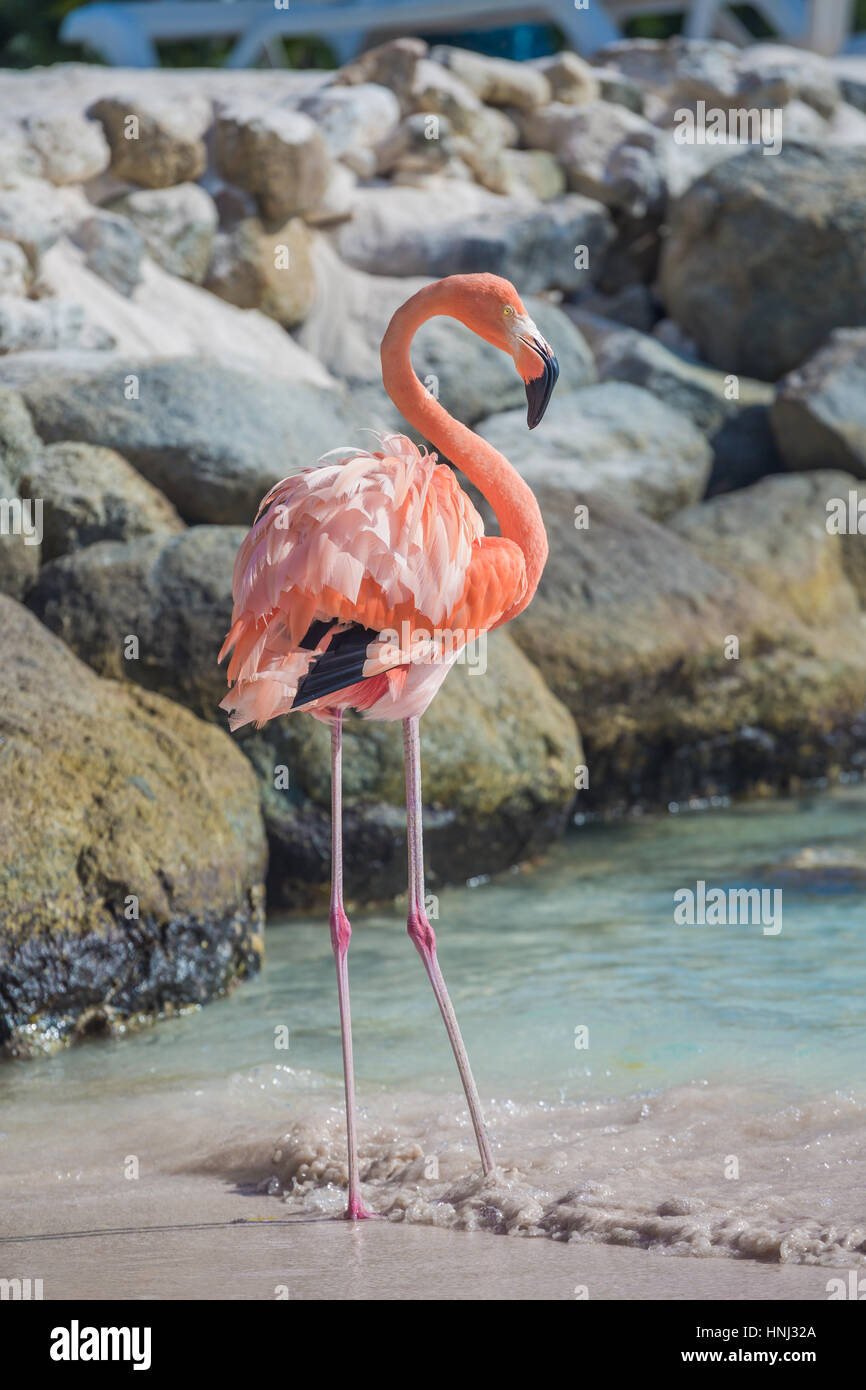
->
[0,0,336,69]
[0,0,91,67]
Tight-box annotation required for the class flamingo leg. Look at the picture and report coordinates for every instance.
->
[402,716,494,1176]
[329,711,371,1220]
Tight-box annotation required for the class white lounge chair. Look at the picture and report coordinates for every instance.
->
[59,0,859,68]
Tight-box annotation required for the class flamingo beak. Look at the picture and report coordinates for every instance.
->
[523,335,559,429]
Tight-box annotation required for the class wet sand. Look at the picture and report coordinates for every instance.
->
[1,1174,838,1301]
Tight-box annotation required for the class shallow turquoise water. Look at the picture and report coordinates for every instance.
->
[8,784,865,1112]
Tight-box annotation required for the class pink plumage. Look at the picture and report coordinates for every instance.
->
[219,431,510,728]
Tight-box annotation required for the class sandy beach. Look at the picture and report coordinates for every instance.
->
[0,1171,841,1302]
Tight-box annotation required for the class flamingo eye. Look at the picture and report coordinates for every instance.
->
[503,305,515,317]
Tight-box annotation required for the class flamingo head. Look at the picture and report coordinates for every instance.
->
[453,273,560,429]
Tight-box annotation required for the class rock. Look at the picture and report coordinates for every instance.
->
[12,238,333,389]
[705,405,784,497]
[71,211,145,296]
[295,240,427,385]
[22,110,110,185]
[205,216,315,328]
[652,318,700,358]
[521,100,664,216]
[478,382,712,521]
[0,476,40,600]
[0,389,42,597]
[453,142,566,200]
[408,57,483,133]
[596,70,646,115]
[213,105,331,224]
[0,241,32,297]
[89,94,210,188]
[19,357,354,525]
[496,148,566,201]
[593,37,737,103]
[431,46,551,110]
[304,160,357,226]
[735,43,840,117]
[531,52,600,106]
[596,37,840,119]
[764,844,866,890]
[333,37,428,112]
[297,238,595,419]
[334,181,614,294]
[108,183,217,284]
[587,321,773,435]
[0,178,89,264]
[0,122,42,185]
[771,329,866,479]
[374,113,460,178]
[0,384,40,482]
[656,134,748,201]
[26,530,579,905]
[659,145,866,380]
[408,58,519,148]
[0,595,266,1058]
[574,283,658,333]
[507,486,866,810]
[669,471,865,630]
[834,55,866,113]
[19,441,184,561]
[824,101,866,146]
[28,527,238,719]
[299,83,401,173]
[0,296,113,355]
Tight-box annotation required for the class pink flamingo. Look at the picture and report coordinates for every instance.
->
[220,273,557,1219]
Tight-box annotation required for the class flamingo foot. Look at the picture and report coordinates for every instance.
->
[341,1196,379,1221]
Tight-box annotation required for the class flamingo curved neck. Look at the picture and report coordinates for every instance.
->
[380,281,548,625]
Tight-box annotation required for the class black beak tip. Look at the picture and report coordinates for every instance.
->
[525,350,559,429]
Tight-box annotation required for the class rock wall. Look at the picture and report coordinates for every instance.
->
[2,36,866,1047]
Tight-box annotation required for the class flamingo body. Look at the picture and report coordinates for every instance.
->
[219,434,527,727]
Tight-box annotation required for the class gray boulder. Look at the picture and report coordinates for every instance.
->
[0,295,113,354]
[659,145,866,380]
[108,183,217,284]
[334,182,615,294]
[72,211,146,296]
[0,242,31,297]
[771,329,866,478]
[585,320,773,435]
[508,484,866,810]
[669,470,866,629]
[521,100,665,217]
[478,382,712,521]
[19,358,355,525]
[0,387,42,598]
[19,441,184,561]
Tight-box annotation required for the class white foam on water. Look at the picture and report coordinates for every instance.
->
[207,1072,866,1264]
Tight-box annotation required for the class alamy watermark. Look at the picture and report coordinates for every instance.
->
[673,100,783,156]
[674,880,782,936]
[0,496,42,546]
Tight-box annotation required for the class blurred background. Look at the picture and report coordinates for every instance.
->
[1,0,866,1059]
